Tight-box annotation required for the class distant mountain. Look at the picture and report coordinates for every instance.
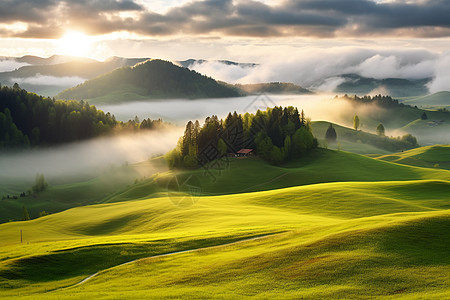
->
[234,82,312,95]
[176,59,257,69]
[335,74,431,97]
[1,55,97,66]
[402,91,450,108]
[0,56,149,97]
[57,59,241,102]
[16,55,98,65]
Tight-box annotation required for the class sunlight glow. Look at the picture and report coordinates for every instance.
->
[56,31,93,57]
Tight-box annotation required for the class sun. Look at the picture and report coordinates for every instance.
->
[56,31,93,57]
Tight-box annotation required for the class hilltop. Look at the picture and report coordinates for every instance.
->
[311,121,418,154]
[56,60,241,102]
[335,74,430,97]
[0,56,149,97]
[376,145,450,170]
[401,91,450,108]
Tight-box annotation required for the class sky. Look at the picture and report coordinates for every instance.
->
[1,0,450,90]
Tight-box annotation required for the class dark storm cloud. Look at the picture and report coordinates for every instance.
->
[1,0,450,38]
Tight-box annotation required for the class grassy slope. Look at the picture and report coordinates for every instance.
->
[312,121,392,154]
[0,158,168,223]
[91,148,450,212]
[376,145,450,170]
[0,148,449,298]
[3,148,450,223]
[401,91,450,108]
[0,180,449,298]
[400,119,450,145]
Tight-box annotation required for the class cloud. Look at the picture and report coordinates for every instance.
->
[189,60,255,83]
[187,48,440,91]
[10,74,86,86]
[0,0,450,38]
[427,53,450,93]
[0,59,29,72]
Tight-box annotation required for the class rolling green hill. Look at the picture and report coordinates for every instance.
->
[331,95,450,146]
[1,147,449,299]
[402,91,450,108]
[0,178,449,299]
[56,60,241,102]
[312,121,416,154]
[0,158,168,223]
[335,74,430,97]
[376,145,450,170]
[3,148,450,223]
[0,56,149,97]
[400,119,450,145]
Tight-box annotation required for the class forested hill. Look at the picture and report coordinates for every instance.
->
[57,59,241,101]
[235,82,312,95]
[0,84,163,148]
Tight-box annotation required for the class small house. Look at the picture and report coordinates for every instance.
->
[236,149,253,157]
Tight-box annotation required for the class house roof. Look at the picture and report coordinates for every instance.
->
[237,148,253,154]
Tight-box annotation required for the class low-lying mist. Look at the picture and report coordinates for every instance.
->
[0,127,182,193]
[0,59,29,72]
[10,74,86,87]
[97,94,377,129]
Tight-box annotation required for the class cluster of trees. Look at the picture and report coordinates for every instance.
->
[0,84,165,148]
[58,59,241,100]
[339,94,406,108]
[325,114,417,152]
[234,82,312,95]
[166,106,318,168]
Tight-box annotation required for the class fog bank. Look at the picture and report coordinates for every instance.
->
[0,127,182,191]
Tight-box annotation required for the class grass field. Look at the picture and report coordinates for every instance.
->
[400,119,450,145]
[0,147,449,299]
[376,145,450,170]
[7,147,450,223]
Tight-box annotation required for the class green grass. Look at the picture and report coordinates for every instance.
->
[312,121,406,154]
[400,119,450,145]
[0,178,449,298]
[1,148,449,299]
[144,148,450,198]
[3,147,450,223]
[0,157,168,223]
[377,145,450,170]
[401,91,450,108]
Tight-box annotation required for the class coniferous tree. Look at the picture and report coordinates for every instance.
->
[376,124,385,137]
[325,123,337,143]
[353,115,360,131]
[22,206,30,221]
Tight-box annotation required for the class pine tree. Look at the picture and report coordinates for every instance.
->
[353,115,360,131]
[22,206,30,221]
[376,124,385,136]
[325,123,337,143]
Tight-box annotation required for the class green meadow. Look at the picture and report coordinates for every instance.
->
[0,146,449,299]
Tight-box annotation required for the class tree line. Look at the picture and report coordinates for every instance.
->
[338,94,406,108]
[166,106,318,168]
[0,83,165,148]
